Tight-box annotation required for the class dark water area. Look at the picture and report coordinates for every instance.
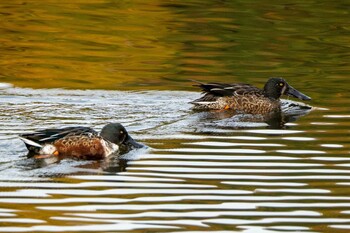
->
[0,1,349,233]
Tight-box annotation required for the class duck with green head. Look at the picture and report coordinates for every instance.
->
[191,77,311,115]
[19,123,144,160]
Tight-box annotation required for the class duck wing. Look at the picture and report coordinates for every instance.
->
[19,127,98,150]
[191,81,263,103]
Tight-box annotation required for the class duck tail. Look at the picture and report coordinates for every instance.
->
[19,136,43,149]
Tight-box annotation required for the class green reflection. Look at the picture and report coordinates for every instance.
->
[0,0,349,99]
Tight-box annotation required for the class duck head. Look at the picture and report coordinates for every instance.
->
[100,123,144,154]
[264,77,311,101]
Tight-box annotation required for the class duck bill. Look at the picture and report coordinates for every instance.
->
[119,135,144,154]
[286,85,311,101]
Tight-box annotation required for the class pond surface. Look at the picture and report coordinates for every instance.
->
[0,1,350,233]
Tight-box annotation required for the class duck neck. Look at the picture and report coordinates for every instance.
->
[263,85,281,100]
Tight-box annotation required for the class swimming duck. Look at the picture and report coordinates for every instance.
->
[191,77,311,115]
[19,123,144,160]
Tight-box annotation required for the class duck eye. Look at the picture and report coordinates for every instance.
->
[120,130,124,134]
[279,82,284,87]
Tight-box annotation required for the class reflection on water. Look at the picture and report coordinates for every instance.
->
[0,0,349,96]
[0,0,349,232]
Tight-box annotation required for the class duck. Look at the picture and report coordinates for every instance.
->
[19,123,144,160]
[191,77,311,115]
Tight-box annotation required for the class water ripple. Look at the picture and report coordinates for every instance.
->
[38,202,257,211]
[0,223,176,232]
[68,210,320,219]
[165,148,266,154]
[7,188,251,197]
[129,161,319,167]
[185,142,284,147]
[142,154,300,161]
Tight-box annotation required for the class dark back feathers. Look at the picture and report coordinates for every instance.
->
[192,80,263,103]
[20,126,97,145]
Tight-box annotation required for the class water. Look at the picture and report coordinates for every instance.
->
[0,1,350,233]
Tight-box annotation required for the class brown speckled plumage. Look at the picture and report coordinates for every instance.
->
[54,134,108,160]
[19,125,125,160]
[215,95,280,115]
[191,78,311,115]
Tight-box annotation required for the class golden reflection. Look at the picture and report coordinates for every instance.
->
[0,0,177,90]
